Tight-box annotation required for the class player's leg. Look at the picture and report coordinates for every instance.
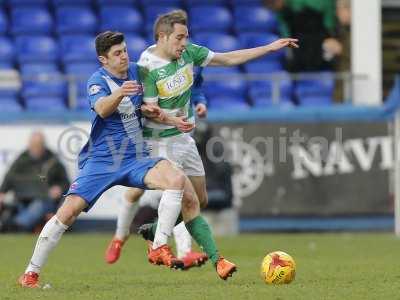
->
[105,187,144,264]
[18,195,87,288]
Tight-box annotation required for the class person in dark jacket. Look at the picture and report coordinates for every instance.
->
[0,131,70,232]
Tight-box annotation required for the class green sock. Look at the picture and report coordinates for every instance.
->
[185,215,219,265]
[148,214,183,242]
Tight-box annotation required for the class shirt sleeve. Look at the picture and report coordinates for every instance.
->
[186,43,215,67]
[138,65,158,104]
[192,68,207,106]
[87,75,109,110]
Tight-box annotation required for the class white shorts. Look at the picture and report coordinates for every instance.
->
[147,133,205,177]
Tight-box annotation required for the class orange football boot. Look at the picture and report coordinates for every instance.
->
[181,251,208,269]
[148,244,184,270]
[216,257,237,280]
[18,271,40,288]
[105,238,124,264]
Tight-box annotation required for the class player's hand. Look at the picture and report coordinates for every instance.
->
[267,38,299,51]
[173,116,195,133]
[195,103,207,118]
[119,81,143,97]
[141,103,166,121]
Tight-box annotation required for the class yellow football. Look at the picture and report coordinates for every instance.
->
[260,251,296,284]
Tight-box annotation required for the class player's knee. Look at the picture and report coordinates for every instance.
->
[125,188,143,203]
[167,170,186,190]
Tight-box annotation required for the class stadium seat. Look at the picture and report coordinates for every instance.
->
[203,67,247,98]
[15,35,58,63]
[248,72,293,106]
[0,9,8,34]
[209,96,250,110]
[52,0,92,6]
[231,0,262,5]
[60,35,96,63]
[0,37,14,68]
[96,0,139,5]
[184,0,227,5]
[244,61,283,74]
[24,96,66,111]
[189,6,232,34]
[233,6,278,33]
[7,0,49,6]
[0,98,23,112]
[125,34,148,61]
[64,62,100,97]
[21,71,66,98]
[143,6,179,33]
[20,63,59,75]
[295,72,334,106]
[238,33,285,62]
[56,6,97,34]
[100,6,143,33]
[193,33,241,52]
[141,0,182,6]
[74,96,90,110]
[11,7,53,35]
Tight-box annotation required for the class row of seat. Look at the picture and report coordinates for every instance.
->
[0,5,277,35]
[0,32,285,68]
[1,69,334,112]
[2,0,263,8]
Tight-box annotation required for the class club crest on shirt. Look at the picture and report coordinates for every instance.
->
[89,85,101,95]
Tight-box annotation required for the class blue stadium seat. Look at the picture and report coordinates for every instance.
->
[209,96,250,110]
[21,71,66,98]
[96,0,139,5]
[64,62,100,97]
[141,0,182,6]
[20,63,59,75]
[184,0,227,5]
[100,6,143,33]
[60,35,96,63]
[295,72,334,106]
[56,6,97,34]
[74,96,90,110]
[189,6,232,34]
[238,33,284,62]
[231,0,262,5]
[7,0,49,6]
[52,0,92,6]
[143,6,179,33]
[203,67,247,98]
[244,61,283,74]
[11,7,53,35]
[193,33,241,52]
[15,36,58,63]
[125,34,148,61]
[0,37,14,68]
[24,96,66,111]
[0,98,23,112]
[234,6,278,33]
[248,72,293,106]
[0,9,8,34]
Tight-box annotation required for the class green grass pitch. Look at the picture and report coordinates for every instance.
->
[1,233,400,300]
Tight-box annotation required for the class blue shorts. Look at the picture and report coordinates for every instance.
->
[66,156,163,212]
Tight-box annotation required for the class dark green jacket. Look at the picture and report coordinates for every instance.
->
[0,149,70,201]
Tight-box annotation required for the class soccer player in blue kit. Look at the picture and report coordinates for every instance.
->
[18,31,236,288]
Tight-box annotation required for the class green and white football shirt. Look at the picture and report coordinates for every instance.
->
[138,43,214,138]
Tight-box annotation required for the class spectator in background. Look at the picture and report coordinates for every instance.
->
[0,131,69,232]
[267,0,343,72]
[334,0,351,101]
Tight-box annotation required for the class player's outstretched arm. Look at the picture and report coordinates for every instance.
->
[141,103,194,133]
[209,38,298,67]
[94,81,141,118]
